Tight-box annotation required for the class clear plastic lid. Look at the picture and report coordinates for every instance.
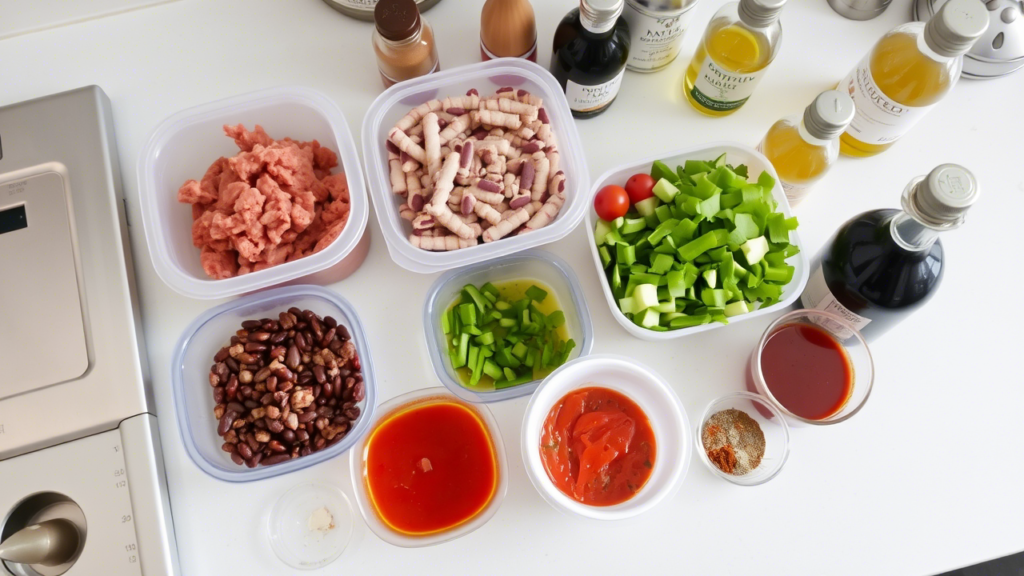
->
[268,482,353,570]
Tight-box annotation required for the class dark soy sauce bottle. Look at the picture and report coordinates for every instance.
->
[551,0,630,119]
[801,164,979,342]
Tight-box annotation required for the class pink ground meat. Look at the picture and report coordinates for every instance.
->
[177,125,350,280]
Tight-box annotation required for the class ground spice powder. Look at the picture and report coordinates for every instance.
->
[701,408,766,476]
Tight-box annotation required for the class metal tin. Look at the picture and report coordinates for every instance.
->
[914,0,1024,79]
[321,0,442,21]
[623,0,700,72]
[826,0,892,21]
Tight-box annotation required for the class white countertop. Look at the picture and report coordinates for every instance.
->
[3,0,1022,574]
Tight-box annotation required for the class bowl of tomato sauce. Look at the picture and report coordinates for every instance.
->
[521,354,691,520]
[349,387,508,547]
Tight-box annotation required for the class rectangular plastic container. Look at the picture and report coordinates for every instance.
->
[362,59,590,274]
[171,285,377,482]
[138,86,369,300]
[585,142,810,341]
[422,250,593,403]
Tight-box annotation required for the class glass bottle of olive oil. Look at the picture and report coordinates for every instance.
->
[683,0,786,117]
[758,90,855,206]
[838,0,988,157]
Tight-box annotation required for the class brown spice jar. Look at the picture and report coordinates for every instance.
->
[372,0,440,88]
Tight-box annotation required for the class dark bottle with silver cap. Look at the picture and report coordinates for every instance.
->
[801,164,979,341]
[551,0,631,118]
[758,89,855,205]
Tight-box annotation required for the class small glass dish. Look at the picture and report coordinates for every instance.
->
[695,392,790,487]
[748,309,875,427]
[349,387,508,548]
[268,482,354,570]
[422,250,594,403]
[171,285,377,482]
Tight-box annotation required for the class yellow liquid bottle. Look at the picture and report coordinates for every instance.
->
[838,0,988,157]
[758,90,854,206]
[684,0,785,117]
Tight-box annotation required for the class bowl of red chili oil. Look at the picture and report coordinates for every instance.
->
[748,309,875,427]
[349,387,507,547]
[521,354,691,520]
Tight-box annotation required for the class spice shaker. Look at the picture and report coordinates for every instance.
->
[622,0,700,72]
[372,0,440,88]
[551,0,631,118]
[481,0,538,61]
[826,0,892,21]
[323,0,442,21]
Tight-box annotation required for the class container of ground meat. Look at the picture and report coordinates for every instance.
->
[171,285,377,482]
[138,86,369,299]
[362,59,590,274]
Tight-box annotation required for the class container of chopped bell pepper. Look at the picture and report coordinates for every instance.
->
[423,250,594,403]
[586,143,810,341]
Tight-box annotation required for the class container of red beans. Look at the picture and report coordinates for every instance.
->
[171,285,377,482]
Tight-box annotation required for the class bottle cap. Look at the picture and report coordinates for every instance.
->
[803,90,856,141]
[738,0,787,28]
[924,0,989,57]
[375,0,422,42]
[911,164,979,226]
[580,0,625,34]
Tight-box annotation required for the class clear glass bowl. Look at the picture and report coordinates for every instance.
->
[422,249,594,403]
[171,285,377,482]
[521,355,691,520]
[695,392,790,486]
[348,388,508,547]
[748,309,875,426]
[268,482,353,570]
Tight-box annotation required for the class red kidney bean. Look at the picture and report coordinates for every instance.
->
[286,345,301,370]
[297,411,317,424]
[225,358,240,373]
[217,411,237,435]
[241,320,262,330]
[281,429,296,443]
[324,316,337,328]
[237,442,253,460]
[226,402,245,414]
[353,382,365,402]
[322,381,333,398]
[295,332,307,352]
[245,342,267,353]
[261,454,291,467]
[221,442,235,454]
[230,452,245,466]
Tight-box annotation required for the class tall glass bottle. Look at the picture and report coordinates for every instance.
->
[551,0,631,118]
[683,0,786,117]
[801,164,979,341]
[758,90,855,206]
[838,0,988,157]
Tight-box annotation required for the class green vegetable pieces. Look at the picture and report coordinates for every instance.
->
[594,154,801,331]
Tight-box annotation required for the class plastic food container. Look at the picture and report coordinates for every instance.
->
[695,392,790,486]
[422,250,594,403]
[362,58,591,274]
[138,86,370,299]
[521,355,690,520]
[171,285,377,482]
[349,388,508,547]
[585,142,810,341]
[268,482,354,570]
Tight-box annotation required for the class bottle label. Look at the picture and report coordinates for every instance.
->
[840,55,936,145]
[623,4,696,71]
[800,266,872,340]
[690,57,765,112]
[564,69,625,113]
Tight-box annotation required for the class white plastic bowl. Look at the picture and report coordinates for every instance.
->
[584,142,810,341]
[362,58,590,274]
[521,355,690,520]
[138,86,370,299]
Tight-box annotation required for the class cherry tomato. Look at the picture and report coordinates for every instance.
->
[625,173,656,204]
[594,185,629,221]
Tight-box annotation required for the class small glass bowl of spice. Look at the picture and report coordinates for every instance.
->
[696,392,790,486]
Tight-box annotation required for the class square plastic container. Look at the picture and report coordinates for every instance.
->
[362,58,590,274]
[171,285,377,482]
[138,86,370,299]
[422,250,594,403]
[585,142,810,341]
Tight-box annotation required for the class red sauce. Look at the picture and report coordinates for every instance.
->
[540,387,656,506]
[364,401,497,535]
[760,323,853,420]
